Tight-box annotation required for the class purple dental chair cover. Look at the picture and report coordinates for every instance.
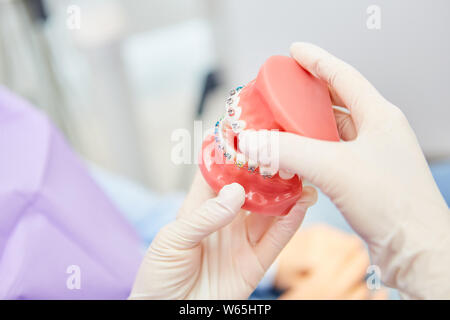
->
[0,86,142,299]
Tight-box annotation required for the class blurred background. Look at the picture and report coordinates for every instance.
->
[1,0,449,193]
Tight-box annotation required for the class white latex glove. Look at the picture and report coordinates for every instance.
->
[129,172,317,299]
[239,42,450,299]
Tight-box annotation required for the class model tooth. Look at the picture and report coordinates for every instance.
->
[223,151,235,162]
[231,119,245,133]
[279,169,295,180]
[259,165,276,178]
[247,158,258,173]
[235,153,246,168]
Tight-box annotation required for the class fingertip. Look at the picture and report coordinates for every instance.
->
[285,187,317,218]
[229,182,246,198]
[289,42,301,57]
[289,42,313,58]
[218,182,246,211]
[298,185,318,208]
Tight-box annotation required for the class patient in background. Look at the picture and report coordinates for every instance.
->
[275,225,387,300]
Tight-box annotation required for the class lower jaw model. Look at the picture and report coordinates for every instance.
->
[199,56,339,216]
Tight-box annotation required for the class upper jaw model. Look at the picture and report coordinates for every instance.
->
[199,56,339,216]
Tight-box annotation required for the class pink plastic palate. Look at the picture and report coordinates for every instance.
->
[199,55,339,215]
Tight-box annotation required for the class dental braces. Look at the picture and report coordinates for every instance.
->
[213,85,273,178]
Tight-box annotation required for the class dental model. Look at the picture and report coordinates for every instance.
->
[199,56,339,215]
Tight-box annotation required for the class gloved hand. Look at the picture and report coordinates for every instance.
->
[129,172,317,299]
[275,225,387,300]
[239,43,450,299]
